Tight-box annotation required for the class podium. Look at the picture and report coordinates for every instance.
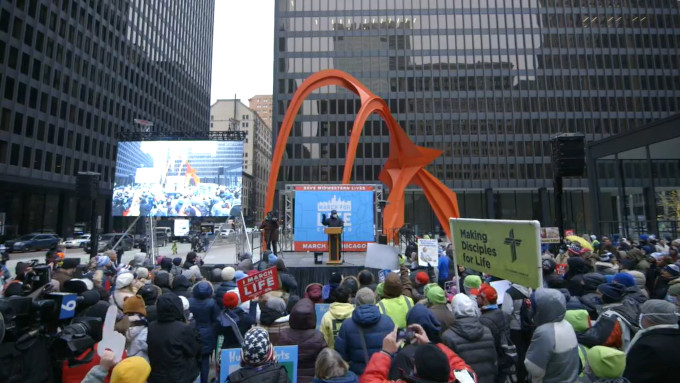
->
[324,227,343,264]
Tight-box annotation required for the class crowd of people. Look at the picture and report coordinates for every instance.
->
[112,184,241,217]
[1,233,679,383]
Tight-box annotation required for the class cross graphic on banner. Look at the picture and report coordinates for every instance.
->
[504,229,522,262]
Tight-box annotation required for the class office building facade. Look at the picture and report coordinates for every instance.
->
[0,0,214,237]
[249,94,273,130]
[211,100,272,219]
[273,0,680,234]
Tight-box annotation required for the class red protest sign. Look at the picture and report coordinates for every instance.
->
[237,267,280,301]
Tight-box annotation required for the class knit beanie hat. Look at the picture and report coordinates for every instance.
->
[172,257,182,266]
[564,309,591,332]
[599,252,614,262]
[222,291,240,309]
[376,282,384,298]
[413,344,450,382]
[587,346,626,379]
[452,293,480,318]
[116,273,134,289]
[241,327,274,366]
[234,270,247,281]
[612,272,635,288]
[123,295,147,317]
[426,285,447,305]
[474,283,498,304]
[624,270,646,290]
[383,273,403,298]
[463,275,482,290]
[640,299,679,326]
[415,272,429,285]
[96,255,110,268]
[355,287,376,305]
[597,282,626,304]
[136,267,149,280]
[222,267,236,282]
[663,264,680,277]
[668,283,680,296]
[137,284,160,305]
[265,296,287,314]
[110,356,151,383]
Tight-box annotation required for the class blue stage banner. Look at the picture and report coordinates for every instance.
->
[293,185,375,252]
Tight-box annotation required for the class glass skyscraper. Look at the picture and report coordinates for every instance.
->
[0,0,214,235]
[273,0,680,233]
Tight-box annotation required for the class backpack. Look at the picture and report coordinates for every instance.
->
[481,312,517,370]
[507,286,535,332]
[219,309,244,345]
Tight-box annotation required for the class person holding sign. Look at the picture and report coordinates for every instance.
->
[226,327,290,383]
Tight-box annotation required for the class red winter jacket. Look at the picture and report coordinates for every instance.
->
[359,343,477,383]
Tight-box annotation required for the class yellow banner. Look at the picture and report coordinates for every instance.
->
[449,218,543,289]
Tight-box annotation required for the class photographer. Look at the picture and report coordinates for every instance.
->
[259,211,280,255]
[361,324,477,383]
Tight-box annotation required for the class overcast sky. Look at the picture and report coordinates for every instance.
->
[210,0,275,104]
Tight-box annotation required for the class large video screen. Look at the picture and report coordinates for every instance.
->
[112,141,243,217]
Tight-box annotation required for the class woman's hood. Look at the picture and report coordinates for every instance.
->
[289,298,316,330]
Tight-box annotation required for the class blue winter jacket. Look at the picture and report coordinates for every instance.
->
[334,304,394,375]
[189,281,220,355]
[438,255,450,281]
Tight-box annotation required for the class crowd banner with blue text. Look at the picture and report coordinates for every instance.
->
[294,185,375,252]
[449,218,543,289]
[220,346,298,382]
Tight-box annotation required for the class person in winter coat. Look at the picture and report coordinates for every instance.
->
[171,274,192,299]
[277,298,327,383]
[650,264,680,299]
[360,324,477,383]
[183,251,203,269]
[321,286,355,348]
[376,273,414,329]
[595,252,620,275]
[305,282,324,304]
[423,283,455,332]
[147,293,200,383]
[340,276,360,303]
[623,299,680,383]
[502,282,533,382]
[226,327,290,383]
[275,259,298,294]
[171,257,183,278]
[259,296,290,345]
[586,346,630,383]
[357,270,376,291]
[579,272,606,319]
[219,291,254,350]
[437,249,450,288]
[215,266,238,308]
[189,281,220,383]
[153,270,173,295]
[122,295,149,362]
[312,348,359,383]
[137,284,161,323]
[323,272,343,303]
[82,351,151,383]
[524,288,580,383]
[387,303,442,380]
[442,293,497,383]
[612,272,647,305]
[111,273,136,313]
[623,270,648,299]
[577,282,639,351]
[475,284,513,382]
[335,288,394,375]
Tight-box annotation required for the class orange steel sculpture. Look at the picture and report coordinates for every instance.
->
[265,69,460,240]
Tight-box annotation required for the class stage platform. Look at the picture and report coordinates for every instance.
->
[203,251,371,297]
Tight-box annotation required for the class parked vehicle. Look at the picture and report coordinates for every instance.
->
[85,233,133,253]
[154,231,168,247]
[4,233,61,252]
[219,228,235,238]
[62,234,95,248]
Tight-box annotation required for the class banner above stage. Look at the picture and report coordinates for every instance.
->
[449,218,543,289]
[294,185,375,252]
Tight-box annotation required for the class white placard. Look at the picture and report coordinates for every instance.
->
[365,243,399,270]
[417,238,438,267]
